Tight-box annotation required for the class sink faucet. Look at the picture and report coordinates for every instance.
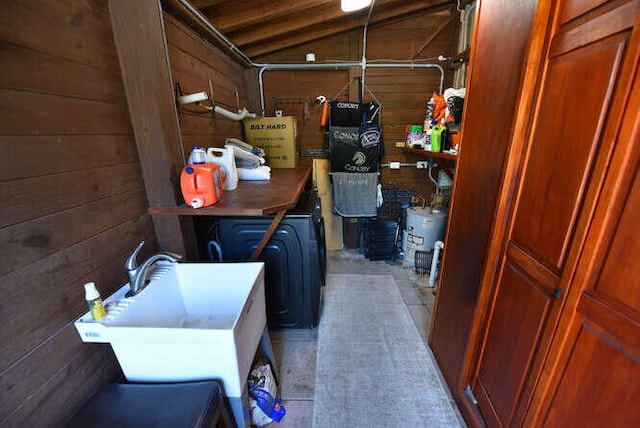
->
[125,241,181,297]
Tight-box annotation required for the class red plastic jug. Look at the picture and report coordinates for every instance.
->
[180,163,223,208]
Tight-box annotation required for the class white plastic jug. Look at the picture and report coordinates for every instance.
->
[207,146,238,191]
[187,146,207,164]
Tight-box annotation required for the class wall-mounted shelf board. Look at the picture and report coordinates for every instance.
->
[402,147,457,161]
[403,147,456,178]
[148,161,312,217]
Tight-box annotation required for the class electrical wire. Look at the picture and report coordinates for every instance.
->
[360,0,376,100]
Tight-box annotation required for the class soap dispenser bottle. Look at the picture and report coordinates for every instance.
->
[84,282,106,321]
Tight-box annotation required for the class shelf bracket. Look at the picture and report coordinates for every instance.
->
[249,210,286,261]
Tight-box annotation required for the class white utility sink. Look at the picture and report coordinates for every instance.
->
[74,262,266,398]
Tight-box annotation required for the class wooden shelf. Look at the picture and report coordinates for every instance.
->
[148,161,312,216]
[403,147,458,161]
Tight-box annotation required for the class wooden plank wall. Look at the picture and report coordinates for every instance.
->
[254,10,459,194]
[164,14,250,160]
[0,0,157,424]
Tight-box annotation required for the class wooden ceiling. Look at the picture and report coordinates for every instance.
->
[187,0,455,58]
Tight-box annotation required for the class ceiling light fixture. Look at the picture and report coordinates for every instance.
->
[341,0,372,12]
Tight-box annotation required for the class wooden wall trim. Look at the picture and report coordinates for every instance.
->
[108,0,183,206]
[108,0,191,256]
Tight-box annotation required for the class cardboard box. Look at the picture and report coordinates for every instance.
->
[243,116,298,168]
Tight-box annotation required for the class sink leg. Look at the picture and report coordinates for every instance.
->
[227,385,251,428]
[259,326,279,386]
[227,327,279,427]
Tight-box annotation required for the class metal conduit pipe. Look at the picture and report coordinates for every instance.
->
[257,62,360,116]
[428,164,440,194]
[176,0,253,66]
[257,62,444,115]
[176,0,446,115]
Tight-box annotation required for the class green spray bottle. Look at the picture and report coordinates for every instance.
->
[430,125,446,153]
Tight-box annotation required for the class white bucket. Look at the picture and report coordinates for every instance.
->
[402,207,447,266]
[207,146,238,191]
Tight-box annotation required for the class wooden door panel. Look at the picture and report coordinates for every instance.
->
[474,264,552,425]
[552,1,638,57]
[511,33,627,270]
[543,324,640,426]
[559,0,609,23]
[506,242,560,293]
[531,26,640,418]
[594,169,640,312]
[578,292,640,358]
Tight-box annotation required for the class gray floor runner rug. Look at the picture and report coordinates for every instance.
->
[313,274,462,427]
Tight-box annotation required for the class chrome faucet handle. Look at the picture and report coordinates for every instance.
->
[129,252,182,297]
[125,241,145,272]
[125,241,145,288]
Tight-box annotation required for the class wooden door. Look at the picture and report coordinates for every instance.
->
[527,20,640,425]
[470,0,640,426]
[534,119,640,425]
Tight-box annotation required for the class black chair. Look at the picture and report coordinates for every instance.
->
[67,381,234,428]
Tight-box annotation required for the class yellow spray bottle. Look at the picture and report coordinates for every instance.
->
[84,282,106,321]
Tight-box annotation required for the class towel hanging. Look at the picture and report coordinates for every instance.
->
[332,172,378,217]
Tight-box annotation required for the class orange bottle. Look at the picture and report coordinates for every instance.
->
[180,163,223,208]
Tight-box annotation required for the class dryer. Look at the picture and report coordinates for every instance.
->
[195,189,326,328]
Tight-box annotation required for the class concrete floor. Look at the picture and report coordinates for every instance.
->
[266,249,452,427]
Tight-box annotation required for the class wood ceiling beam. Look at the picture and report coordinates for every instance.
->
[161,0,252,66]
[242,1,452,57]
[232,0,450,48]
[238,1,451,57]
[202,0,333,33]
[244,18,363,58]
[189,0,226,8]
[410,14,453,59]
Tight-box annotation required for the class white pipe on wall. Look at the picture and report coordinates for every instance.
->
[429,240,445,289]
[213,105,257,121]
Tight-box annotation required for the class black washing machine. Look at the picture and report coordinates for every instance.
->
[195,189,326,329]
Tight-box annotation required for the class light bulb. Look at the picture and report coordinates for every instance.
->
[341,0,372,12]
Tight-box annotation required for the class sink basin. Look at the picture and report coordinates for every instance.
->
[74,262,266,398]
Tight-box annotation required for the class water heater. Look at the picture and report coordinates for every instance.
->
[402,206,448,266]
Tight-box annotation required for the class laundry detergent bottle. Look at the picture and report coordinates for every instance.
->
[180,163,223,208]
[181,147,223,208]
[207,146,238,191]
